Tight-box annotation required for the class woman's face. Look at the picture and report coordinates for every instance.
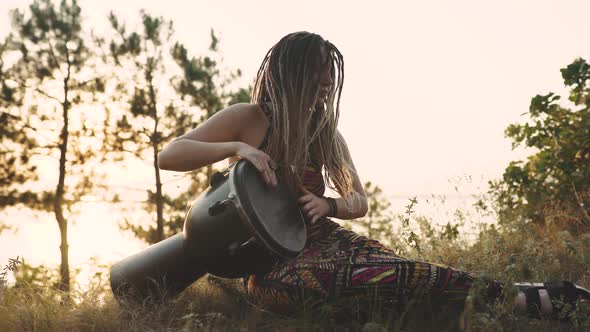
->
[315,45,334,105]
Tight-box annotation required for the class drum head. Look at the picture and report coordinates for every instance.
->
[231,160,306,258]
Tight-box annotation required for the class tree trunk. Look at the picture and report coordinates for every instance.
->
[205,108,214,185]
[148,76,164,243]
[154,143,164,242]
[58,219,69,291]
[55,75,71,292]
[55,180,70,293]
[206,164,213,185]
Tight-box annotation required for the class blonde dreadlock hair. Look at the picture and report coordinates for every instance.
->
[251,31,356,199]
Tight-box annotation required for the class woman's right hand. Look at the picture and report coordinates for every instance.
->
[235,142,278,187]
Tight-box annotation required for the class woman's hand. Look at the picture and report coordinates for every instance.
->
[235,142,278,187]
[297,187,330,224]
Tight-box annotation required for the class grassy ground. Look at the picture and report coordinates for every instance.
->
[2,200,590,331]
[0,271,589,332]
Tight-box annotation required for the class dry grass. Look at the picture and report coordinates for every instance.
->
[1,198,590,331]
[1,266,589,331]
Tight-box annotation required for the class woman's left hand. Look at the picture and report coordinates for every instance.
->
[298,187,330,224]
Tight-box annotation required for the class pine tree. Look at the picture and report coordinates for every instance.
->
[105,12,250,243]
[0,0,105,291]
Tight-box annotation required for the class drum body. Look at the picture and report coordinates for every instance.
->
[110,233,206,302]
[109,159,307,303]
[183,159,306,278]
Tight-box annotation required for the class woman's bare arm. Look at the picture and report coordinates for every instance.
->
[158,103,255,171]
[158,140,243,172]
[158,103,278,186]
[331,132,368,219]
[297,132,367,223]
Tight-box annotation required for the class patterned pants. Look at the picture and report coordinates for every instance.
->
[245,219,502,316]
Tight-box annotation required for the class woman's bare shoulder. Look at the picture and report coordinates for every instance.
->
[230,102,269,145]
[216,102,265,123]
[171,103,265,144]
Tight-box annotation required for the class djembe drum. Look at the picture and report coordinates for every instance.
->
[110,159,306,302]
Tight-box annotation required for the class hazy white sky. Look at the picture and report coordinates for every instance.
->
[2,0,588,195]
[1,0,589,280]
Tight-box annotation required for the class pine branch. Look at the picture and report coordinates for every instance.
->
[14,79,62,103]
[46,34,64,78]
[0,111,59,146]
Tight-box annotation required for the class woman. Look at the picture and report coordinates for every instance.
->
[158,32,589,323]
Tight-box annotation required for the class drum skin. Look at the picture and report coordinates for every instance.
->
[232,160,307,257]
[183,160,306,278]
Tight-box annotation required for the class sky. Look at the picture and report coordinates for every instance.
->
[1,0,590,284]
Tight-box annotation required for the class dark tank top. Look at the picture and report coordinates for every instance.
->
[257,102,325,197]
